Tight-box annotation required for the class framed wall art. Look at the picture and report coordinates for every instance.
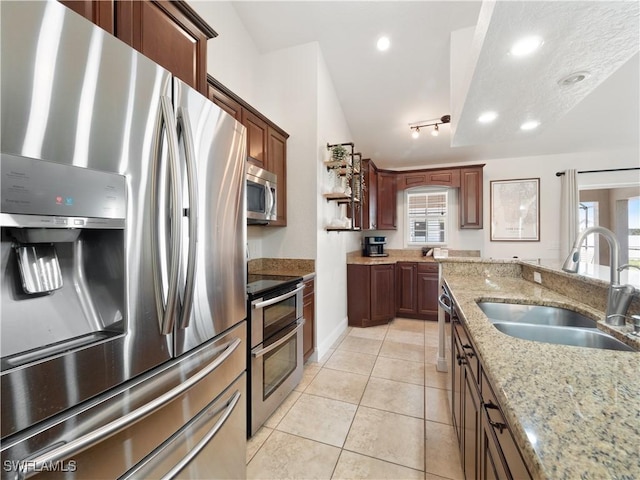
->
[490,178,540,241]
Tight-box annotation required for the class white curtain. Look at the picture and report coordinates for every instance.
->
[560,169,579,261]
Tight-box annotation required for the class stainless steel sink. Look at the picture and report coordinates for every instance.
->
[477,301,596,328]
[477,301,636,352]
[492,322,636,352]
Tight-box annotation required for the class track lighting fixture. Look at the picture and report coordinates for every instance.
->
[409,114,450,139]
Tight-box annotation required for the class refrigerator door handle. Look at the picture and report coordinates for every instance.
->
[152,96,183,335]
[176,106,198,330]
[122,390,242,480]
[14,337,242,480]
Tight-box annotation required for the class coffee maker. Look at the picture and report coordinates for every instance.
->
[363,236,388,257]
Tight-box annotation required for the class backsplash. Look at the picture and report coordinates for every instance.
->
[521,263,640,317]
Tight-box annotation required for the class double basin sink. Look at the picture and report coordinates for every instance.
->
[477,302,637,352]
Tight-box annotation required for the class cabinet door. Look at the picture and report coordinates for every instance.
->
[207,83,242,121]
[417,264,439,320]
[347,264,371,328]
[460,166,483,229]
[400,169,461,189]
[303,279,315,362]
[267,127,287,226]
[363,160,378,230]
[396,262,418,317]
[59,0,114,33]
[451,330,464,447]
[463,369,482,480]
[377,172,397,230]
[116,0,213,95]
[371,265,395,324]
[242,110,268,169]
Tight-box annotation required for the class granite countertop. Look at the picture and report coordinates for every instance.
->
[443,269,640,479]
[248,258,315,280]
[347,249,481,265]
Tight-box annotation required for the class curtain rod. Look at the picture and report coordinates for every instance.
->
[555,167,640,177]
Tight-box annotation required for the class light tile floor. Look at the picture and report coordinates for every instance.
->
[247,318,464,480]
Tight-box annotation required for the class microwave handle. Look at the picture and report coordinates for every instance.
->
[265,182,275,218]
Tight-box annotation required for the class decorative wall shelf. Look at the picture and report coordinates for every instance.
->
[324,142,365,231]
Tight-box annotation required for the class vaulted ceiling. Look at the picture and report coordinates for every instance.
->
[233,1,639,169]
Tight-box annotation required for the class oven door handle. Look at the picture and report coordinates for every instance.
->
[251,318,305,358]
[251,284,304,310]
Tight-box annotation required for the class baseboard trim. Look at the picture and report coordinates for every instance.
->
[316,316,348,361]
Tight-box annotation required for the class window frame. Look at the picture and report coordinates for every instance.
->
[405,187,449,247]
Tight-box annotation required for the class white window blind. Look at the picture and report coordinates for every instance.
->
[407,190,448,244]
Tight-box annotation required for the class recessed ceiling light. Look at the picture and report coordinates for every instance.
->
[478,111,498,123]
[510,36,543,57]
[558,71,590,86]
[377,36,390,52]
[520,120,540,131]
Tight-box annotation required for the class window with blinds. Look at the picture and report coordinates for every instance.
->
[407,190,448,244]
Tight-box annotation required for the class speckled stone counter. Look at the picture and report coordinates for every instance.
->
[442,263,640,479]
[347,249,480,265]
[248,258,315,280]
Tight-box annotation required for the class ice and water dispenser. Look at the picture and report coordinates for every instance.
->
[1,153,126,368]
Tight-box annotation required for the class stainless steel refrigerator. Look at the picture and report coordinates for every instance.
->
[0,1,247,477]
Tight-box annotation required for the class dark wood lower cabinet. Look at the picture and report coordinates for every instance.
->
[347,264,395,327]
[395,262,438,320]
[396,262,418,316]
[303,278,315,362]
[449,288,532,480]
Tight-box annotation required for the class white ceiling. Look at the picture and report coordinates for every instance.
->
[232,1,640,169]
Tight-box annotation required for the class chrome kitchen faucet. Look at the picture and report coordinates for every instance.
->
[562,226,636,326]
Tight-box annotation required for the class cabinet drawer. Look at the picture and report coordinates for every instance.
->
[453,318,478,383]
[417,263,438,273]
[481,372,532,480]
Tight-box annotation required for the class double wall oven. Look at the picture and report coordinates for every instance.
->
[247,275,305,436]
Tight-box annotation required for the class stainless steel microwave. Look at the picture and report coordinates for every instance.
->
[246,163,277,224]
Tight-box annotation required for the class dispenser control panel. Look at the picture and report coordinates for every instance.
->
[1,153,126,221]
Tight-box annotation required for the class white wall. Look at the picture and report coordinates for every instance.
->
[191,1,260,105]
[379,147,638,262]
[315,49,360,359]
[190,0,355,357]
[256,43,319,260]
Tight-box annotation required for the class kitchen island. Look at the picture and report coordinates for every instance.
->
[442,261,639,479]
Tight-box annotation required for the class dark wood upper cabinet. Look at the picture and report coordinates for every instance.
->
[207,77,289,227]
[207,83,242,122]
[399,168,461,190]
[377,172,397,230]
[267,127,287,226]
[241,110,268,169]
[116,1,216,96]
[460,166,484,229]
[362,159,378,230]
[59,0,115,33]
[59,0,216,96]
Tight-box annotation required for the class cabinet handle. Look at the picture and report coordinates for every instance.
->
[484,401,507,434]
[462,344,475,357]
